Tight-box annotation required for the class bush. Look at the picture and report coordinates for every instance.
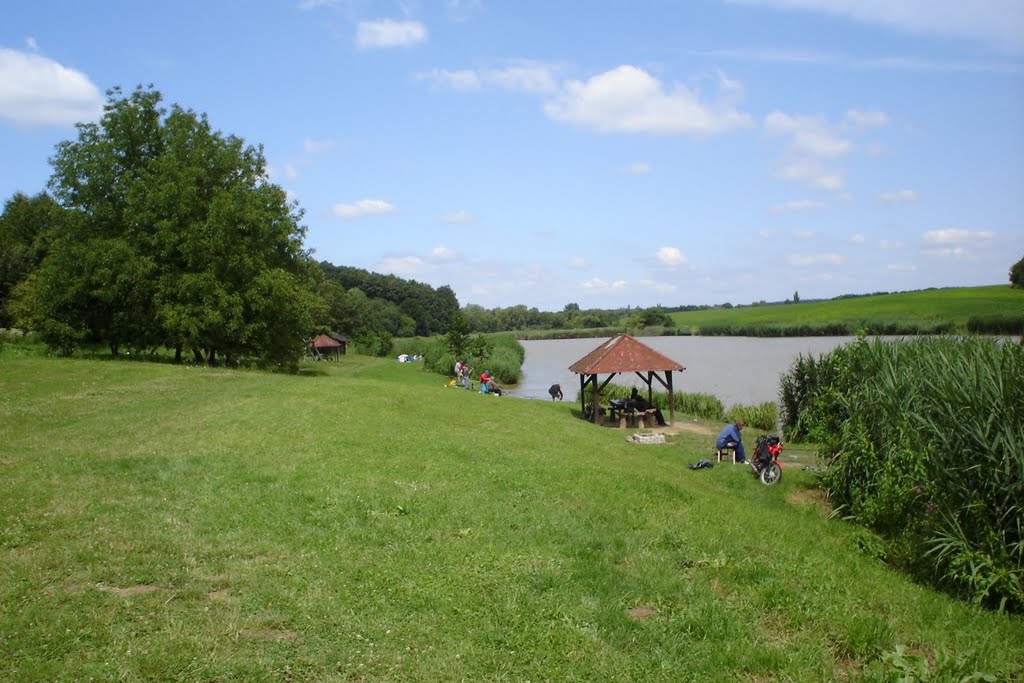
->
[779,336,1024,611]
[400,333,525,385]
[966,314,1024,335]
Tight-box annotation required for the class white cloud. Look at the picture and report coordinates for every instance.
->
[417,60,559,93]
[888,263,918,271]
[922,228,994,244]
[283,163,299,181]
[879,189,918,202]
[772,199,824,213]
[544,65,753,136]
[765,111,852,158]
[569,257,588,269]
[331,198,397,219]
[377,255,430,275]
[298,0,337,10]
[303,138,334,154]
[922,247,969,259]
[440,210,473,224]
[879,239,906,249]
[26,37,38,51]
[418,68,481,91]
[625,162,652,174]
[842,109,890,129]
[787,252,844,266]
[849,233,866,244]
[791,229,816,239]
[758,229,774,239]
[430,246,459,261]
[356,19,427,49]
[581,277,627,290]
[655,246,688,267]
[482,60,559,94]
[0,48,103,127]
[726,0,1024,54]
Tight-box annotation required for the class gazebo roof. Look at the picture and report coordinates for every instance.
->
[311,333,343,349]
[569,334,685,375]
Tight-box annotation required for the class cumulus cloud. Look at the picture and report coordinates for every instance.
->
[849,233,866,244]
[922,246,969,258]
[544,65,753,136]
[791,229,816,239]
[923,228,994,244]
[888,263,918,271]
[625,162,652,174]
[655,246,688,267]
[331,198,397,219]
[880,189,918,202]
[356,19,427,49]
[787,252,844,266]
[772,199,824,213]
[879,239,906,249]
[0,48,103,127]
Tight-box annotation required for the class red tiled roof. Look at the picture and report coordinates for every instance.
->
[311,333,343,348]
[569,334,685,374]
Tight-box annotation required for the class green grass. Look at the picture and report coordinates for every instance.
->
[670,285,1024,333]
[2,354,1023,681]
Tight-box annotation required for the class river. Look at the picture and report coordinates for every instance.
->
[514,336,865,407]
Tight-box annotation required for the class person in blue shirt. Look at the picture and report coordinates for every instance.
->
[716,419,746,463]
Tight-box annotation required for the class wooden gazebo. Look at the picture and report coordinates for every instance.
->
[308,332,350,360]
[569,334,686,425]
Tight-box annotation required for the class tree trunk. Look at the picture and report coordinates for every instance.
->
[192,347,204,364]
[207,348,216,366]
[174,345,182,364]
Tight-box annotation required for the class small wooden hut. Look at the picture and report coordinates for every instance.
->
[308,332,349,360]
[569,334,686,425]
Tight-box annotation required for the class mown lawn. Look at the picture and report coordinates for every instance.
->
[669,284,1024,331]
[1,354,1022,681]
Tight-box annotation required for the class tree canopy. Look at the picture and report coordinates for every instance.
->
[11,86,323,369]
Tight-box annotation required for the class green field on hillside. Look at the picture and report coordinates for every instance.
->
[2,352,1022,680]
[670,285,1023,332]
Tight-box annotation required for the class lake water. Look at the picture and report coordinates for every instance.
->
[514,336,865,407]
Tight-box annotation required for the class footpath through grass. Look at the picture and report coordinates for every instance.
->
[2,355,1022,681]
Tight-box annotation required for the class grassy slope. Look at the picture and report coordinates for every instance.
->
[1,354,1022,681]
[669,285,1024,330]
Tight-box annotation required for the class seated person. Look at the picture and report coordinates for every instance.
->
[548,383,563,401]
[629,387,666,426]
[715,419,746,463]
[486,377,503,396]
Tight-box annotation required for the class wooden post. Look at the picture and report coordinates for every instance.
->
[667,371,675,425]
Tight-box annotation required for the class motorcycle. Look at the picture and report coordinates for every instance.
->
[750,434,784,485]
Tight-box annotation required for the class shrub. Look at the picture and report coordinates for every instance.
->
[779,336,1024,611]
[726,401,779,432]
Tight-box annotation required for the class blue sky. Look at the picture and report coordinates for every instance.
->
[2,1,1023,310]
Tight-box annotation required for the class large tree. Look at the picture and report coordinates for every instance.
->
[16,85,322,368]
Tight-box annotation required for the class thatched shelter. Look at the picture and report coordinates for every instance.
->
[569,334,686,425]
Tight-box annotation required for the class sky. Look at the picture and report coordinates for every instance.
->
[2,1,1023,311]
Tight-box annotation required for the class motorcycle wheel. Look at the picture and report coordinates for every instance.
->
[760,463,782,486]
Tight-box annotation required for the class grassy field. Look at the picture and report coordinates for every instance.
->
[2,352,1023,681]
[669,285,1024,332]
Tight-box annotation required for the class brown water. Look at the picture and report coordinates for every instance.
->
[514,336,864,407]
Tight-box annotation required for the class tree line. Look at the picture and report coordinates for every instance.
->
[0,86,461,369]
